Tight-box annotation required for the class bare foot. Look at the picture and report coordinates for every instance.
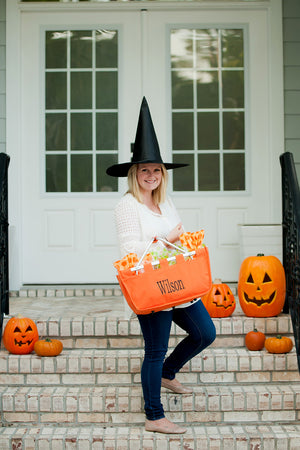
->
[145,417,187,434]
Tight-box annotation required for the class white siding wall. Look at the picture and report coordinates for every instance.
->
[0,0,5,154]
[283,0,300,180]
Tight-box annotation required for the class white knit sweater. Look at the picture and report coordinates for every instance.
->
[114,193,181,258]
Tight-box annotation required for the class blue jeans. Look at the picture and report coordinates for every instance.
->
[137,300,216,420]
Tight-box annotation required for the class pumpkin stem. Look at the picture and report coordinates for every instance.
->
[44,338,52,342]
[276,335,282,339]
[213,278,222,284]
[257,253,264,257]
[253,328,258,332]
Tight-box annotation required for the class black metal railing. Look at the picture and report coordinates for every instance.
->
[0,153,10,338]
[280,151,300,372]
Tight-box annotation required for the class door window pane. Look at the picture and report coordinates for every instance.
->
[46,73,67,110]
[196,29,219,69]
[198,154,220,191]
[222,71,244,108]
[96,154,118,192]
[71,155,93,192]
[71,30,93,68]
[45,29,119,193]
[96,30,118,68]
[197,71,219,109]
[171,27,245,192]
[96,113,118,150]
[172,112,194,150]
[222,29,244,67]
[172,71,193,109]
[71,113,92,150]
[46,113,67,151]
[173,154,194,191]
[46,31,67,69]
[96,72,118,109]
[71,72,92,109]
[198,112,219,150]
[224,153,245,190]
[223,112,244,150]
[46,155,67,193]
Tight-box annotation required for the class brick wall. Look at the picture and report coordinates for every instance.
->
[283,0,300,180]
[0,0,5,154]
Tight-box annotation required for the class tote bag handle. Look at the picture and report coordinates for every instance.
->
[133,237,196,272]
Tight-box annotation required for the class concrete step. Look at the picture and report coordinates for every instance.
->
[1,384,299,427]
[1,424,300,449]
[0,348,299,386]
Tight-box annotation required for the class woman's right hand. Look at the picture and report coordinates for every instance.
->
[166,222,184,244]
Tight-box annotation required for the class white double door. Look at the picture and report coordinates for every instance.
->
[16,4,282,285]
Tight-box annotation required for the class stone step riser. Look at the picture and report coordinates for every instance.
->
[1,424,300,450]
[37,333,295,351]
[1,386,300,427]
[2,371,300,388]
[9,315,291,342]
[1,349,299,380]
[2,410,299,428]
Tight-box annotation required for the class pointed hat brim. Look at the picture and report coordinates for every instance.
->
[106,160,188,177]
[106,97,188,177]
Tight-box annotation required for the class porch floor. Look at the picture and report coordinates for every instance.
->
[7,283,242,319]
[8,286,125,319]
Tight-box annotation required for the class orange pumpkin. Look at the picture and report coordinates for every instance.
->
[238,254,286,317]
[202,279,236,317]
[2,316,39,354]
[34,338,63,357]
[265,335,293,354]
[245,329,266,351]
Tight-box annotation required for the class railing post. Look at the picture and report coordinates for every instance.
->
[280,151,300,372]
[0,153,10,337]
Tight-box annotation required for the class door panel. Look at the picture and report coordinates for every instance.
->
[21,10,141,283]
[145,9,274,281]
[20,6,280,284]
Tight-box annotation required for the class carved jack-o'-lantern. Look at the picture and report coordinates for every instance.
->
[238,254,286,317]
[202,279,236,318]
[2,316,39,354]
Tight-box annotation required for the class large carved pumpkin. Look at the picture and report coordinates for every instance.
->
[2,316,39,354]
[238,254,286,317]
[202,279,236,317]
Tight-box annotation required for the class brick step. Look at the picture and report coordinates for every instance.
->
[10,285,124,299]
[1,423,300,449]
[1,348,299,386]
[1,384,300,427]
[2,314,294,350]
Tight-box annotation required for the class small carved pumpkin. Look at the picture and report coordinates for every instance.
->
[245,329,266,351]
[202,279,236,317]
[238,254,286,317]
[2,316,39,354]
[265,335,293,354]
[34,338,63,357]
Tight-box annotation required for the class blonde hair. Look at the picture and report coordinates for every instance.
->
[127,164,168,205]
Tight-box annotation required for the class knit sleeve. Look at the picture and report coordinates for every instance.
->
[114,194,149,257]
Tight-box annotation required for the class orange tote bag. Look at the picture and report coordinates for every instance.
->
[116,240,212,315]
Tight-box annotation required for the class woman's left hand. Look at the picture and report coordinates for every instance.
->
[166,222,184,244]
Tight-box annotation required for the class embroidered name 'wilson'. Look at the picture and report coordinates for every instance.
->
[156,279,185,295]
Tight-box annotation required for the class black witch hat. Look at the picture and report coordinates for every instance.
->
[106,97,188,177]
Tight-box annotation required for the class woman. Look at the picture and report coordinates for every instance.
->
[107,97,216,434]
